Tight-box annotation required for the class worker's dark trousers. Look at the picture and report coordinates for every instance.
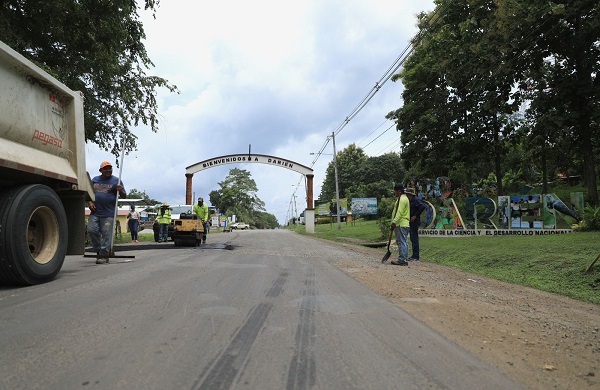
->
[409,222,420,260]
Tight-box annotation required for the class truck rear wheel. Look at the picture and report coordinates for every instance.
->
[0,185,67,285]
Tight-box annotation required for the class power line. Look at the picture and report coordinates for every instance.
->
[305,0,592,206]
[374,135,401,156]
[310,1,450,166]
[345,0,590,161]
[357,119,390,148]
[302,1,450,198]
[361,123,395,150]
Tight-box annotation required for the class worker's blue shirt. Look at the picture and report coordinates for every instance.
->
[409,196,426,225]
[91,175,125,218]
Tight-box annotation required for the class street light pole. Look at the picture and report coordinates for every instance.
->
[332,132,341,230]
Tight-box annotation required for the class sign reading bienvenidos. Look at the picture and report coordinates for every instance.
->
[186,154,313,176]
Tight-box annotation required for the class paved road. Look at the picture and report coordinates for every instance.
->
[0,230,521,390]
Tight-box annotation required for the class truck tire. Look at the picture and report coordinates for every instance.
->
[0,185,67,285]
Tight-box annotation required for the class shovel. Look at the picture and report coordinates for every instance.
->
[381,229,394,263]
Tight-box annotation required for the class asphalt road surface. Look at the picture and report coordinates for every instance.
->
[0,230,522,390]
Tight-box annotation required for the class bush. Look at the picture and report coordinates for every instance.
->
[572,204,600,231]
[378,197,396,219]
[377,218,392,240]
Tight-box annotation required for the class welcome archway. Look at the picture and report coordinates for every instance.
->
[185,153,315,233]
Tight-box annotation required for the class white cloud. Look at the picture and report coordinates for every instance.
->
[86,0,435,224]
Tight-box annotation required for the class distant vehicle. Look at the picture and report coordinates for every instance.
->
[170,205,194,220]
[231,222,249,230]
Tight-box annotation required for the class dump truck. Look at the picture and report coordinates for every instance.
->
[0,41,94,285]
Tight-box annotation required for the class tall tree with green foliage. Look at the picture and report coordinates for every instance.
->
[209,168,265,225]
[390,0,598,204]
[319,144,367,201]
[253,211,280,229]
[355,153,404,185]
[498,0,599,205]
[386,11,459,180]
[352,153,404,199]
[320,148,405,202]
[0,0,178,157]
[391,0,520,194]
[444,0,521,196]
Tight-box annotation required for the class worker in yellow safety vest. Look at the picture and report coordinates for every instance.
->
[193,197,210,244]
[157,203,172,242]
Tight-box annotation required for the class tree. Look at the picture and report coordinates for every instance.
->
[350,153,404,200]
[390,0,521,194]
[498,0,599,205]
[210,168,265,225]
[253,211,280,229]
[445,0,520,196]
[319,144,367,201]
[355,153,404,186]
[386,12,458,180]
[366,180,397,201]
[0,0,178,157]
[389,0,599,204]
[319,149,404,202]
[208,190,222,214]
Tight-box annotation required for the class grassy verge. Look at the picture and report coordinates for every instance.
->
[287,221,600,304]
[112,233,156,244]
[112,230,225,244]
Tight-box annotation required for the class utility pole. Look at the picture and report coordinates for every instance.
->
[292,193,297,223]
[332,132,341,230]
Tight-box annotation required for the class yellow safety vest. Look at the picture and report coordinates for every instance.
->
[157,208,172,224]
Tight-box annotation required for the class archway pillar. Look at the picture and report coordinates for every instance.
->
[304,210,315,233]
[185,173,193,205]
[304,174,315,233]
[306,174,314,210]
[185,154,315,233]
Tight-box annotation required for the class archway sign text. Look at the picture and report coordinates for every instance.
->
[186,154,313,176]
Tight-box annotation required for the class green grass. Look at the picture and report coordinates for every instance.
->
[287,220,600,305]
[113,233,156,244]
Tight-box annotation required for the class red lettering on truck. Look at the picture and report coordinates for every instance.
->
[32,129,63,148]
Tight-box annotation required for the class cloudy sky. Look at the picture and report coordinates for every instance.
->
[85,0,435,224]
